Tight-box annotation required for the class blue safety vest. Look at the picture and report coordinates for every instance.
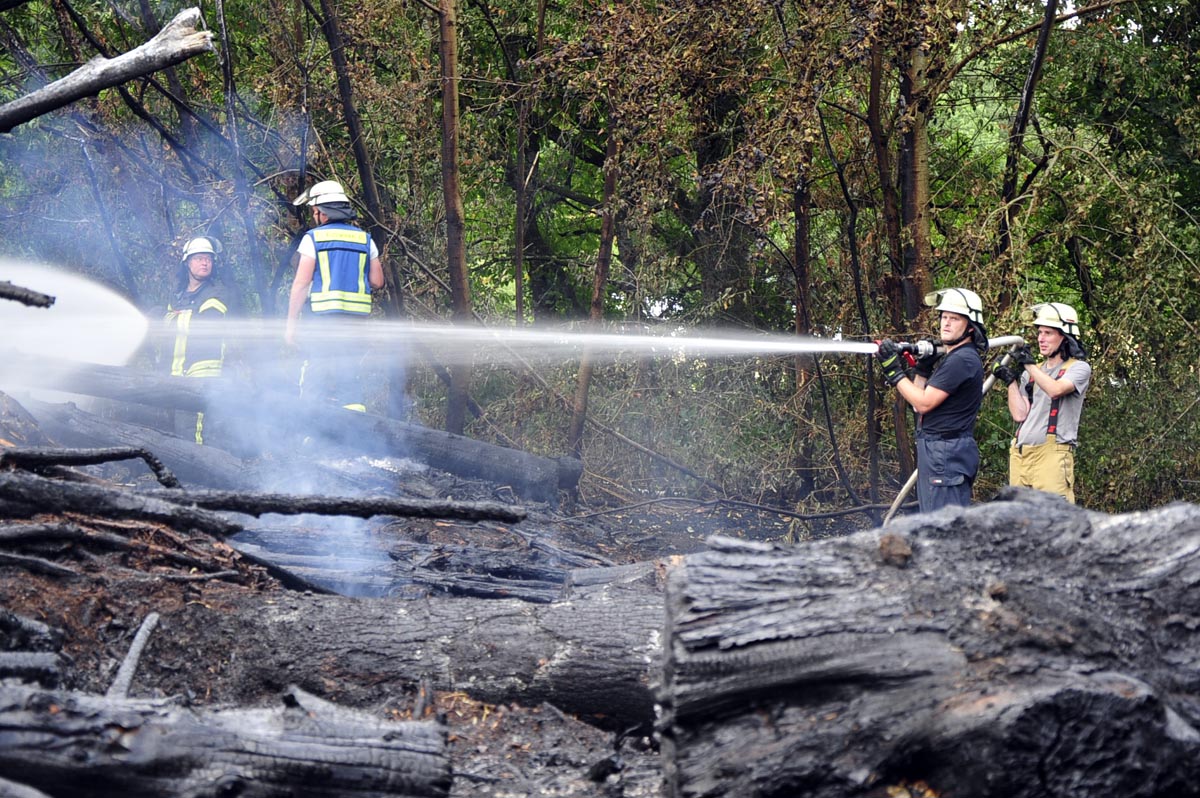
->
[307,223,373,315]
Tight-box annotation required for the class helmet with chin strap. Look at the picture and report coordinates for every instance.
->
[925,287,988,352]
[1027,302,1081,337]
[1027,301,1087,359]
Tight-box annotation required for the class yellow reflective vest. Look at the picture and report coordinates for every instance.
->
[306,223,374,315]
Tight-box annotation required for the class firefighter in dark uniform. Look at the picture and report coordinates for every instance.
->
[165,236,235,444]
[877,288,987,513]
[286,180,385,411]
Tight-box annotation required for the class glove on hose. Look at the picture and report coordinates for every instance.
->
[913,343,939,380]
[876,339,907,387]
[992,363,1018,386]
[1011,344,1037,368]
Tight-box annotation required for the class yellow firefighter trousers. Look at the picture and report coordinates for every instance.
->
[1009,434,1076,504]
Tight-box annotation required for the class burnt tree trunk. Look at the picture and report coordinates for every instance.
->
[148,579,663,729]
[660,489,1200,798]
[0,684,450,798]
[7,363,581,500]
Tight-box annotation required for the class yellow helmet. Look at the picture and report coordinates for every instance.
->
[1027,302,1081,337]
[924,287,984,326]
[293,179,350,207]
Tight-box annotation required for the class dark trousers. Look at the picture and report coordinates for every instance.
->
[916,434,979,513]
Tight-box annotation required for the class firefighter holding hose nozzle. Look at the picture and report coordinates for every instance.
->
[877,288,988,514]
[992,302,1091,503]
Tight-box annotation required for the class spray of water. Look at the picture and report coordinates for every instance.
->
[0,260,148,365]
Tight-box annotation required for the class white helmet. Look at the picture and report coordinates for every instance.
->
[293,180,350,207]
[1028,302,1081,337]
[181,236,220,264]
[924,287,984,325]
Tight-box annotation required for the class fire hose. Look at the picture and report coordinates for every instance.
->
[881,335,1026,525]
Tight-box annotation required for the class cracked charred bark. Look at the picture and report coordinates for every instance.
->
[660,489,1200,798]
[0,685,450,798]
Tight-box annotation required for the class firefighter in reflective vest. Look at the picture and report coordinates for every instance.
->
[165,236,234,444]
[286,180,385,411]
[992,302,1092,503]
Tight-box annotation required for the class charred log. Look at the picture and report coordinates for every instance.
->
[0,653,61,686]
[8,357,582,502]
[659,489,1200,798]
[0,684,451,798]
[26,399,256,491]
[147,579,664,728]
[0,281,54,308]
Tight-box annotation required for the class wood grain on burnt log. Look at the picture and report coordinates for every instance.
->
[0,684,451,797]
[660,489,1200,798]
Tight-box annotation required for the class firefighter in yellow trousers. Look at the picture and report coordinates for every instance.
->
[165,236,235,444]
[993,302,1092,503]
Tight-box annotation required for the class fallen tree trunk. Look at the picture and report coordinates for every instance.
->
[26,398,257,491]
[8,357,582,501]
[0,684,451,798]
[659,489,1200,798]
[0,8,214,133]
[149,578,664,728]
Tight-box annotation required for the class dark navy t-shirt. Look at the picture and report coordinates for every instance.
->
[918,344,983,437]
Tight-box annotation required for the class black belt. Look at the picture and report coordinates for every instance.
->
[917,431,972,441]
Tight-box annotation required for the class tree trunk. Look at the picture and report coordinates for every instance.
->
[314,0,399,316]
[0,684,450,798]
[216,0,273,315]
[899,40,932,319]
[439,0,471,435]
[997,0,1059,261]
[567,124,618,457]
[660,489,1200,798]
[144,579,663,728]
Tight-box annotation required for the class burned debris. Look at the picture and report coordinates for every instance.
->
[3,374,1200,798]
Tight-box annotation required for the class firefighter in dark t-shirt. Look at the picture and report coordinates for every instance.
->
[877,288,987,513]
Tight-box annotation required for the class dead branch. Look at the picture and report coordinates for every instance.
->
[0,281,54,308]
[141,487,528,525]
[0,471,239,537]
[0,551,79,578]
[0,447,180,488]
[106,612,159,699]
[0,8,213,133]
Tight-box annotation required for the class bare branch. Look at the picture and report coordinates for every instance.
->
[0,8,213,133]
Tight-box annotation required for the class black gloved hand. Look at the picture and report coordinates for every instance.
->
[1010,344,1036,368]
[876,339,906,387]
[913,342,939,380]
[992,363,1018,386]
